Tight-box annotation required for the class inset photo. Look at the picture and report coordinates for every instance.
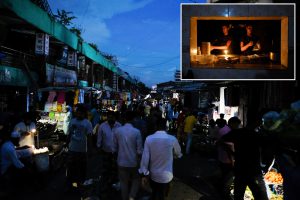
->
[181,3,295,80]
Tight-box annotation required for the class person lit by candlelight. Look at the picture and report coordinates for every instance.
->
[240,24,261,55]
[1,130,35,195]
[211,24,232,55]
[14,112,36,149]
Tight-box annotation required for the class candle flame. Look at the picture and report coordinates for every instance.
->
[191,48,197,55]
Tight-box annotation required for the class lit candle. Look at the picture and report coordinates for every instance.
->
[224,50,228,55]
[191,48,197,55]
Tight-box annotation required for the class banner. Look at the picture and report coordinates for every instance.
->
[113,73,117,91]
[35,33,49,55]
[46,64,77,86]
[44,34,49,55]
[57,46,68,65]
[68,51,77,67]
[78,56,86,69]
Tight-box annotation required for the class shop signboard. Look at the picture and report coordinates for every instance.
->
[68,51,77,67]
[0,65,38,86]
[57,46,68,65]
[113,73,117,91]
[93,82,101,89]
[199,91,209,108]
[35,33,44,55]
[44,34,49,55]
[78,56,86,68]
[46,64,77,86]
[35,33,49,55]
[173,93,179,100]
[78,80,88,87]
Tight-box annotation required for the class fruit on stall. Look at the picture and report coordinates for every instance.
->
[264,170,283,185]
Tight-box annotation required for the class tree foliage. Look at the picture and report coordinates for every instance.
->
[70,26,83,37]
[54,9,76,27]
[89,43,100,52]
[137,81,150,95]
[54,9,83,37]
[100,51,118,66]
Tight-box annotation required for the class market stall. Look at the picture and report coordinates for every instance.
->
[264,168,283,199]
[35,117,67,171]
[260,100,300,200]
[228,100,300,200]
[34,87,77,171]
[227,166,284,200]
[101,90,132,112]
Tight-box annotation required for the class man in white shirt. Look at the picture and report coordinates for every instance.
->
[97,111,121,197]
[113,111,143,200]
[0,130,35,194]
[139,118,182,200]
[1,131,25,175]
[14,112,36,147]
[97,111,122,153]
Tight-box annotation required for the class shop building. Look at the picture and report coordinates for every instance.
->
[0,0,137,118]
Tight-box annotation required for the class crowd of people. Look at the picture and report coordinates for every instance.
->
[0,101,186,200]
[0,99,299,200]
[64,101,188,200]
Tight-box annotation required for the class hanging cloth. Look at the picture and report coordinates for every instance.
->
[57,91,66,104]
[47,91,57,103]
[74,89,79,105]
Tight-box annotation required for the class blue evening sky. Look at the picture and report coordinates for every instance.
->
[48,0,206,87]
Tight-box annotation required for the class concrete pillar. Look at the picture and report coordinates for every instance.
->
[219,87,226,114]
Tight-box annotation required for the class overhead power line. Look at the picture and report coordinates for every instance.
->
[118,55,179,69]
[120,16,179,58]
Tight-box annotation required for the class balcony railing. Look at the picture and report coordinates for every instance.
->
[30,0,53,17]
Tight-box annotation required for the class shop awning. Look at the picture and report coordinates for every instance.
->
[116,67,135,84]
[103,86,113,91]
[38,86,76,92]
[79,86,99,92]
[0,65,38,87]
[175,82,207,91]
